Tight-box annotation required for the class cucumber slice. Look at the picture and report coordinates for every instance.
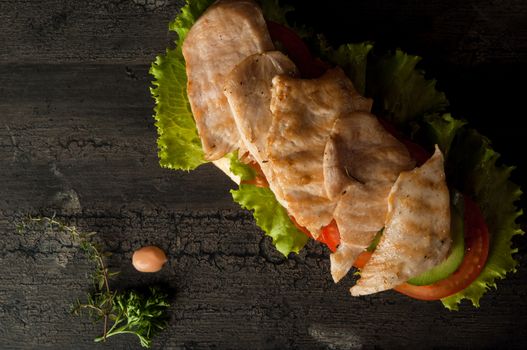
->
[407,192,465,286]
[366,229,383,252]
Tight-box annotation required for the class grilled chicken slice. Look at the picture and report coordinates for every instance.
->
[224,51,298,202]
[330,184,391,282]
[324,113,415,282]
[182,0,274,160]
[266,68,372,237]
[350,146,451,296]
[324,114,415,195]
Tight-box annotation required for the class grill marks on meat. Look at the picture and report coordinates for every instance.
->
[225,52,297,165]
[330,184,391,282]
[183,0,274,160]
[224,51,298,202]
[325,113,415,282]
[351,147,451,296]
[183,1,453,294]
[266,68,372,237]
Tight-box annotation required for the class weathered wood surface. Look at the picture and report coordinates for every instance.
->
[1,0,526,349]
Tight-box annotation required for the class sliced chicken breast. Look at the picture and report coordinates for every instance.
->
[330,183,390,282]
[324,113,415,282]
[183,0,274,160]
[350,146,451,296]
[224,51,298,203]
[324,114,415,194]
[266,68,372,237]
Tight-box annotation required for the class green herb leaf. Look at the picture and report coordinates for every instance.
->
[98,287,170,348]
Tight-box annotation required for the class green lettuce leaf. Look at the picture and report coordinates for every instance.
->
[372,88,522,308]
[423,117,524,310]
[344,42,522,308]
[259,0,292,25]
[228,153,309,257]
[227,152,257,182]
[366,49,449,126]
[421,113,466,160]
[259,0,313,40]
[150,0,214,170]
[322,42,374,95]
[231,185,309,256]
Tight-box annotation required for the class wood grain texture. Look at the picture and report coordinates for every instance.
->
[0,0,526,349]
[1,0,526,65]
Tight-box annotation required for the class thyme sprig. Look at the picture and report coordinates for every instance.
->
[17,215,169,348]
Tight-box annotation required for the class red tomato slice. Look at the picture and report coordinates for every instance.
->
[266,21,327,78]
[319,220,340,252]
[394,196,489,300]
[290,217,340,253]
[289,215,312,238]
[353,251,372,269]
[353,196,490,300]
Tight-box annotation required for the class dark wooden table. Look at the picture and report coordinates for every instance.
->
[1,1,526,349]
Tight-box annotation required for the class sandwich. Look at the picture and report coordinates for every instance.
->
[150,0,523,309]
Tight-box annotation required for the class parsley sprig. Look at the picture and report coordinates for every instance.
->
[17,216,170,348]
